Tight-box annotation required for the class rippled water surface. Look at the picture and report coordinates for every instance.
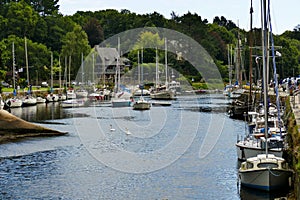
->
[0,94,287,199]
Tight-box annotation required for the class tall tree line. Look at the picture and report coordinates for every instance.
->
[0,0,300,85]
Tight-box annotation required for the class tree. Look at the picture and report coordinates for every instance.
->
[61,24,91,80]
[83,17,104,47]
[128,31,164,64]
[30,0,60,16]
[213,16,237,30]
[44,13,76,53]
[0,35,51,83]
[6,0,39,38]
[0,15,8,40]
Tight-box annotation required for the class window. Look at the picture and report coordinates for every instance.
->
[257,163,278,168]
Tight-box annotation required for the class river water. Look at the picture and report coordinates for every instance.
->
[0,94,289,199]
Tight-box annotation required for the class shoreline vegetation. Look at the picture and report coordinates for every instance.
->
[0,109,67,144]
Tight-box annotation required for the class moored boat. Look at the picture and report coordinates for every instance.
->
[36,96,46,103]
[22,95,37,106]
[111,98,132,107]
[61,99,85,108]
[133,97,151,110]
[46,93,59,102]
[5,98,23,108]
[76,89,88,98]
[67,89,76,99]
[239,154,292,191]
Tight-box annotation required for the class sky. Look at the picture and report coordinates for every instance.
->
[59,0,299,35]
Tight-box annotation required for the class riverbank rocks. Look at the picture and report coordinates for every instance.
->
[0,109,67,143]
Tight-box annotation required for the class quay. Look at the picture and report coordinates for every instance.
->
[286,90,300,200]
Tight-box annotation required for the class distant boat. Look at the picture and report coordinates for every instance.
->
[46,52,59,103]
[5,42,22,109]
[46,93,59,102]
[132,50,151,111]
[151,100,172,107]
[112,98,132,107]
[22,95,37,107]
[23,37,37,107]
[168,77,181,95]
[36,96,46,103]
[150,40,177,100]
[67,89,76,99]
[150,89,176,100]
[61,99,84,108]
[76,88,88,98]
[133,96,151,110]
[5,97,23,108]
[58,93,67,101]
[88,92,104,101]
[111,38,132,108]
[133,88,150,96]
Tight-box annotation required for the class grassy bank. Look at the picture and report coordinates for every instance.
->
[284,97,300,199]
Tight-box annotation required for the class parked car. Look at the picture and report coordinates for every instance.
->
[1,81,9,87]
[41,82,49,87]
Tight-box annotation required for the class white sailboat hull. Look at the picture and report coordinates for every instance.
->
[5,98,23,108]
[58,94,67,101]
[236,141,283,161]
[46,94,59,102]
[22,97,37,106]
[111,99,132,107]
[36,97,46,103]
[150,90,176,100]
[67,90,76,99]
[61,99,84,108]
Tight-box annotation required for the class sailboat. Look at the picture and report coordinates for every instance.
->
[22,37,37,106]
[66,55,77,99]
[76,53,88,98]
[238,0,292,191]
[57,56,67,101]
[46,52,59,102]
[133,50,151,110]
[111,37,132,107]
[5,42,23,108]
[150,38,176,100]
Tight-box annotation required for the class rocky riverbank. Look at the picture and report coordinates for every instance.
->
[0,109,67,144]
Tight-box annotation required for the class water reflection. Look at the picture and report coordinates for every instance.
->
[239,186,290,200]
[9,102,68,122]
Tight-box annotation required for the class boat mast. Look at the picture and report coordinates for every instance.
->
[92,52,95,86]
[261,0,269,157]
[81,52,84,85]
[228,44,232,86]
[50,52,53,93]
[155,47,159,88]
[25,37,29,88]
[117,37,120,92]
[59,56,61,89]
[249,0,254,104]
[237,28,242,88]
[165,38,168,87]
[12,42,16,93]
[68,55,71,88]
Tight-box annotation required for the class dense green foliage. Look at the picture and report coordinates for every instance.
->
[0,0,300,86]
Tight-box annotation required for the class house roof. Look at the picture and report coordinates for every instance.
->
[95,46,122,66]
